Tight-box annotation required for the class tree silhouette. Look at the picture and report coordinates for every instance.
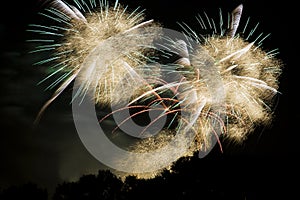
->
[0,182,48,200]
[1,151,283,200]
[53,170,124,200]
[49,153,250,200]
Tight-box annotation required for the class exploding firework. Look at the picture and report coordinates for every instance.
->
[29,1,283,178]
[29,0,161,123]
[175,4,282,148]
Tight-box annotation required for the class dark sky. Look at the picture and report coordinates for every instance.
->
[0,0,295,198]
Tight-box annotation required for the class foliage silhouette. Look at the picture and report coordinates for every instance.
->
[0,182,47,200]
[53,170,124,200]
[0,152,288,200]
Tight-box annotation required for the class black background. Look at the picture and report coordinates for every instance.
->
[0,0,295,199]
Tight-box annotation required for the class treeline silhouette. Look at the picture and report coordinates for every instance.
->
[0,153,286,200]
[0,182,48,200]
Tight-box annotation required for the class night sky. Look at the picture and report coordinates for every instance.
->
[0,0,295,199]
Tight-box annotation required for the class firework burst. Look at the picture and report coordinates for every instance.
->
[29,0,161,123]
[175,4,282,148]
[29,1,283,178]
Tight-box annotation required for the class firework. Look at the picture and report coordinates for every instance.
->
[29,1,283,178]
[176,4,282,148]
[29,0,161,123]
[115,4,282,175]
